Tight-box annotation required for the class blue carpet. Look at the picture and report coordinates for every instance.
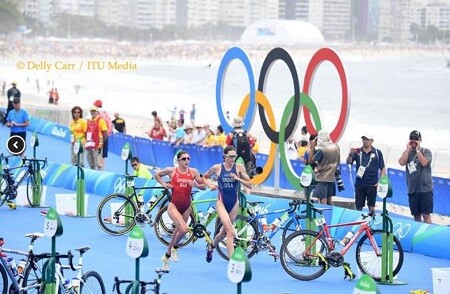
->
[1,127,450,293]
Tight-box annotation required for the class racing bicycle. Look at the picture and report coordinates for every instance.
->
[97,175,170,236]
[0,155,47,208]
[279,204,404,282]
[214,199,306,261]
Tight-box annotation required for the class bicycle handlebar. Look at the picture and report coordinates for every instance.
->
[22,158,48,169]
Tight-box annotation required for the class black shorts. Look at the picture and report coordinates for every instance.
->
[354,185,377,210]
[102,137,109,158]
[10,131,26,143]
[408,191,433,216]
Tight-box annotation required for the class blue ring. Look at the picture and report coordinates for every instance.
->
[216,47,256,133]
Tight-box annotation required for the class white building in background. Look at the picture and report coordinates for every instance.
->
[218,0,278,28]
[240,19,324,45]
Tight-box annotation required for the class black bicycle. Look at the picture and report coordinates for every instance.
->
[0,154,47,208]
[112,269,168,294]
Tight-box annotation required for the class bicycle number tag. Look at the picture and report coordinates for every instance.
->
[43,208,63,238]
[126,179,135,188]
[126,226,149,258]
[315,216,326,227]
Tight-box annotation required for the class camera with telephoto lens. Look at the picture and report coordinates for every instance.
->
[335,169,345,192]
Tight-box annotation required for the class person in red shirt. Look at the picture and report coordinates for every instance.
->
[154,151,205,270]
[146,116,167,140]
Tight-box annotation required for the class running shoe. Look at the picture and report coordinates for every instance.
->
[160,254,170,271]
[206,243,213,263]
[171,248,179,262]
[6,200,16,210]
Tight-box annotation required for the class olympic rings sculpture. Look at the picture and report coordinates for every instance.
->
[216,47,350,189]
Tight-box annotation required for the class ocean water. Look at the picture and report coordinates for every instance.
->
[2,51,450,153]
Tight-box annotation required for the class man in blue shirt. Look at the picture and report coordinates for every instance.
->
[346,133,386,213]
[6,98,29,155]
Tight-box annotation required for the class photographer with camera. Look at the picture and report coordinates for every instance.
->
[309,130,341,205]
[398,130,433,224]
[347,133,386,214]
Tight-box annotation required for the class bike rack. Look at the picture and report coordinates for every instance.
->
[125,226,149,294]
[42,207,64,294]
[71,139,93,218]
[377,175,407,286]
[28,132,48,208]
[121,143,135,227]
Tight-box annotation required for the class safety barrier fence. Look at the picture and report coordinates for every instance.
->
[23,115,450,217]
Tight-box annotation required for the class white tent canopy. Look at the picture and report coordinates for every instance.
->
[240,20,324,46]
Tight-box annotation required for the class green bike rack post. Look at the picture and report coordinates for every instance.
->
[43,207,63,294]
[125,225,149,294]
[299,165,316,231]
[228,246,252,294]
[237,191,248,249]
[376,175,407,286]
[72,139,93,218]
[29,132,46,207]
[121,143,134,226]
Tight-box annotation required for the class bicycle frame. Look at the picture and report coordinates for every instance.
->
[0,233,48,293]
[236,205,301,241]
[312,216,377,256]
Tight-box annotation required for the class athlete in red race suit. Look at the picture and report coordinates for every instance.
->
[154,150,206,270]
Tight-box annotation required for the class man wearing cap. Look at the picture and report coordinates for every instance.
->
[226,116,255,175]
[398,130,433,224]
[93,100,112,170]
[6,81,21,123]
[347,133,386,213]
[5,98,29,154]
[85,106,108,170]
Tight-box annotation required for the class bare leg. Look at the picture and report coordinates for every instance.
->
[166,203,191,255]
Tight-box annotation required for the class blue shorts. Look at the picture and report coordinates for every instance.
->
[312,182,335,199]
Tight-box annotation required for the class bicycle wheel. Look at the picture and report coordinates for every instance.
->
[26,173,42,207]
[280,230,330,281]
[0,264,7,294]
[22,253,53,294]
[355,229,404,282]
[214,215,258,261]
[153,205,195,248]
[97,194,138,236]
[80,271,105,294]
[281,215,307,242]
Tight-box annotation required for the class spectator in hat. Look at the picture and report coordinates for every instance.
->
[93,99,112,170]
[5,98,29,155]
[85,106,108,170]
[183,124,194,144]
[6,81,21,123]
[398,130,433,224]
[347,133,386,213]
[192,124,206,145]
